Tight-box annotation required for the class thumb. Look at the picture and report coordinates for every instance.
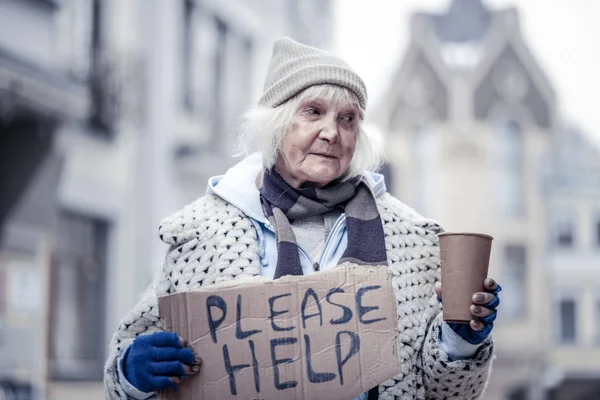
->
[434,282,442,300]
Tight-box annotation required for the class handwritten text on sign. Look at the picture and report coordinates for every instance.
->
[158,265,400,400]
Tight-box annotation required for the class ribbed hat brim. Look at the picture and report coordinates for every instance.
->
[258,64,367,111]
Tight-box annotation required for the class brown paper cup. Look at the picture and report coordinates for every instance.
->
[438,232,493,323]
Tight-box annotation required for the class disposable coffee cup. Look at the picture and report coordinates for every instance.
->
[438,232,493,323]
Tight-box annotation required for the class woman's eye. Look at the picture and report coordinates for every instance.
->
[306,107,320,115]
[341,115,355,124]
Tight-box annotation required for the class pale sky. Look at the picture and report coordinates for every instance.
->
[334,0,600,146]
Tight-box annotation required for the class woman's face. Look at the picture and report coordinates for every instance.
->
[275,95,360,188]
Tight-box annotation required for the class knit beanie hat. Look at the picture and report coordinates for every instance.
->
[258,37,368,114]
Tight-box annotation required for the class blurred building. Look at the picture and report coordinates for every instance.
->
[375,0,600,399]
[541,125,600,400]
[0,0,331,399]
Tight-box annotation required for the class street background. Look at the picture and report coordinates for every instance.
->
[0,1,599,399]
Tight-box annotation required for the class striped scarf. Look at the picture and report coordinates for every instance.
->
[259,169,388,279]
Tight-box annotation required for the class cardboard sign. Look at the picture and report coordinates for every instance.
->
[158,264,400,400]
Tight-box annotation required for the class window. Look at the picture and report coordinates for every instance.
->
[182,0,194,110]
[506,386,528,400]
[181,3,220,118]
[596,299,600,344]
[557,221,574,247]
[413,124,437,215]
[179,6,254,149]
[502,245,527,319]
[494,120,524,217]
[550,213,575,249]
[558,298,577,343]
[69,0,93,80]
[49,211,109,380]
[212,17,227,139]
[595,218,600,248]
[88,0,117,134]
[219,33,254,151]
[90,0,102,69]
[241,38,254,107]
[0,266,5,317]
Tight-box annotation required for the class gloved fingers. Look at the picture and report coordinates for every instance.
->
[472,292,498,307]
[483,294,500,309]
[480,311,497,324]
[156,361,201,377]
[484,279,502,295]
[183,362,201,376]
[474,280,502,307]
[146,332,185,348]
[150,361,187,378]
[171,376,185,386]
[179,347,195,365]
[470,319,494,336]
[483,278,497,291]
[436,281,501,304]
[448,321,488,345]
[469,319,485,332]
[153,376,179,391]
[470,305,495,319]
[151,347,195,365]
[484,283,502,308]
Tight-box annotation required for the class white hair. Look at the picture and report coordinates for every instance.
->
[236,84,384,180]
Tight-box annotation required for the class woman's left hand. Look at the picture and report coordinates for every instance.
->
[434,278,502,344]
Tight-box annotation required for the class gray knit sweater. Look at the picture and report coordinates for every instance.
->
[103,193,494,399]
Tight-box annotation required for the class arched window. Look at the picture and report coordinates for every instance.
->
[494,120,524,217]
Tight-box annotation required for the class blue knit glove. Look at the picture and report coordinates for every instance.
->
[437,279,502,345]
[123,332,197,392]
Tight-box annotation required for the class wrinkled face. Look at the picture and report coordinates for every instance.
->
[275,96,360,188]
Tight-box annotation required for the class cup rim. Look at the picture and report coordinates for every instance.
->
[438,232,493,240]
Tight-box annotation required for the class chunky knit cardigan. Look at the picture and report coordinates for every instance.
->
[104,193,494,400]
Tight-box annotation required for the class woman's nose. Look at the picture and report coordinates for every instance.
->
[318,117,339,143]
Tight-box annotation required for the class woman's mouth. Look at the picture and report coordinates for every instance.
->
[311,153,336,159]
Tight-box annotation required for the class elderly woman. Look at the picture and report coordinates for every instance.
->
[104,37,501,400]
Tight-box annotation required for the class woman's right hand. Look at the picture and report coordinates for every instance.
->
[123,331,201,392]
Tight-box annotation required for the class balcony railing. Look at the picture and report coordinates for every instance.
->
[87,53,146,136]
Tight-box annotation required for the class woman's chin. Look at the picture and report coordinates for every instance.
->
[304,169,342,186]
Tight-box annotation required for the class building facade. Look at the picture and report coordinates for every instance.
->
[541,125,600,400]
[0,1,331,399]
[374,1,600,399]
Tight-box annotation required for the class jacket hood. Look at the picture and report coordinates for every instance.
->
[206,153,388,224]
